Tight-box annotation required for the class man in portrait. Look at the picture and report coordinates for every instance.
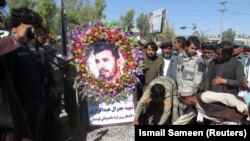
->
[89,42,122,82]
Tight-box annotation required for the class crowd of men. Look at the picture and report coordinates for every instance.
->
[1,0,250,140]
[134,36,250,125]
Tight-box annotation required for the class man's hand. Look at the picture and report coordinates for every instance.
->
[12,23,33,42]
[212,76,227,86]
[133,118,139,125]
[242,79,249,90]
[242,109,249,119]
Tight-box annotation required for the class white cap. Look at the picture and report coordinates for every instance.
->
[139,39,148,46]
[0,30,9,38]
[180,87,195,97]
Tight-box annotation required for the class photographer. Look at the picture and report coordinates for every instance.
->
[2,8,44,141]
[27,26,68,141]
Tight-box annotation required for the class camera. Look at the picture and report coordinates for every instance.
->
[26,28,36,39]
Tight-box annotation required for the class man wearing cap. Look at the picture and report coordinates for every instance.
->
[204,41,244,95]
[159,41,178,82]
[233,40,247,66]
[138,39,148,50]
[173,87,249,125]
[201,42,217,70]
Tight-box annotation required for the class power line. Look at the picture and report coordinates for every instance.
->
[227,10,250,16]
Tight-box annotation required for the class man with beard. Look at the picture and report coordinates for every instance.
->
[142,42,163,92]
[204,41,244,95]
[159,41,179,83]
[233,40,247,66]
[93,42,122,83]
[176,36,205,94]
[176,36,205,116]
[197,42,217,93]
[201,42,216,70]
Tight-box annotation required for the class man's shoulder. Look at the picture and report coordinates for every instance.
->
[194,55,204,64]
[151,76,175,86]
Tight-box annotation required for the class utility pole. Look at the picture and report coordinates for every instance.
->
[219,0,227,42]
[61,0,68,56]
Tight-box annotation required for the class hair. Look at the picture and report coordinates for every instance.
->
[35,26,48,37]
[160,41,172,49]
[92,42,120,59]
[150,84,165,102]
[186,36,200,49]
[0,0,6,8]
[217,41,233,61]
[146,42,158,51]
[8,8,43,29]
[244,46,250,52]
[175,36,186,49]
[201,42,217,51]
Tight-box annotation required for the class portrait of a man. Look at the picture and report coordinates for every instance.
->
[86,42,124,83]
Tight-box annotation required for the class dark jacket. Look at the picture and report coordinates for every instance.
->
[143,52,163,86]
[205,58,244,95]
[4,43,44,141]
[196,93,243,123]
[0,58,32,140]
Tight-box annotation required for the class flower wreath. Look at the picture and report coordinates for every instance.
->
[68,21,144,103]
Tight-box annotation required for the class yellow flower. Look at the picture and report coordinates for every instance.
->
[77,49,82,53]
[88,36,92,40]
[115,83,120,87]
[86,74,91,79]
[105,83,109,88]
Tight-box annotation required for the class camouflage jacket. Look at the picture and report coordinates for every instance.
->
[135,76,179,125]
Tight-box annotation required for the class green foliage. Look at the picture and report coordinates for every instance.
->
[144,34,154,42]
[50,10,61,38]
[157,23,176,42]
[67,9,81,30]
[136,13,149,38]
[120,9,134,31]
[35,0,57,30]
[80,0,94,24]
[198,30,209,43]
[7,0,33,9]
[93,0,106,20]
[222,28,236,42]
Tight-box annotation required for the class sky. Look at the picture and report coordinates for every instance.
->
[101,0,250,36]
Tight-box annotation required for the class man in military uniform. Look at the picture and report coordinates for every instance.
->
[133,76,179,125]
[177,36,205,93]
[176,36,205,115]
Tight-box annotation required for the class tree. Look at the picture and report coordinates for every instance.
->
[7,0,33,9]
[93,0,106,21]
[198,30,209,43]
[79,0,94,24]
[157,22,176,42]
[222,28,236,42]
[120,9,134,31]
[34,0,57,30]
[136,13,149,39]
[50,10,61,37]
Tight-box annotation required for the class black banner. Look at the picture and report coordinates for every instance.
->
[135,125,250,140]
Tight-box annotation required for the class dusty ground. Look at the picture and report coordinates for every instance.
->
[60,110,135,141]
